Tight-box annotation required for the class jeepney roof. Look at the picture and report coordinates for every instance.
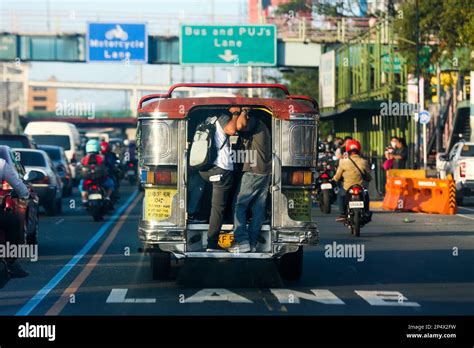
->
[138,96,318,120]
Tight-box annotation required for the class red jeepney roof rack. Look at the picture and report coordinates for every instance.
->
[138,83,318,110]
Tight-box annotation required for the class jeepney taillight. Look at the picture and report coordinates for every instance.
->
[289,170,313,185]
[141,169,177,185]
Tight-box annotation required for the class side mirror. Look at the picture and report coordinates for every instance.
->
[437,153,447,162]
[24,170,45,182]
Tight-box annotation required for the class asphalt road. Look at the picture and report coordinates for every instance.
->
[1,183,474,316]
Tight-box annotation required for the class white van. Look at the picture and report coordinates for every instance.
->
[24,121,82,181]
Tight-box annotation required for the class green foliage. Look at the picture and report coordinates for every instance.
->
[396,0,474,75]
[274,0,311,15]
[267,68,333,137]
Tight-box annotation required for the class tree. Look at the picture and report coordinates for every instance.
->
[396,0,474,76]
[268,68,333,138]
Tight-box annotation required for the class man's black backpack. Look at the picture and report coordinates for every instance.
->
[189,116,228,171]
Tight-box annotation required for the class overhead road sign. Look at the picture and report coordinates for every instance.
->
[180,25,276,66]
[87,23,147,63]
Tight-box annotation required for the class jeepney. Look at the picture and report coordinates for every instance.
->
[136,83,319,281]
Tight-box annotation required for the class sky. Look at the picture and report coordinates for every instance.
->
[0,0,253,110]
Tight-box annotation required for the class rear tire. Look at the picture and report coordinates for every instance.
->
[45,194,57,216]
[56,198,62,214]
[456,190,464,206]
[277,247,303,281]
[150,251,171,280]
[352,211,361,237]
[321,190,331,214]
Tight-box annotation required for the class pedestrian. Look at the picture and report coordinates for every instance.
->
[228,109,271,253]
[197,107,242,251]
[387,137,408,169]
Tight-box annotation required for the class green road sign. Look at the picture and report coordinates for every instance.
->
[180,25,276,66]
[0,35,17,60]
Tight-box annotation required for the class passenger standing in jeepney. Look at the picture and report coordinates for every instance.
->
[198,107,243,252]
[228,110,272,253]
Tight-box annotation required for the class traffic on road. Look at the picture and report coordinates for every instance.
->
[1,0,474,346]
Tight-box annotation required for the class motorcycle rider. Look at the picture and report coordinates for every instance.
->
[101,141,120,192]
[332,139,372,222]
[79,140,114,206]
[0,158,32,278]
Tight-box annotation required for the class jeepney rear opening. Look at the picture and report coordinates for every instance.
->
[136,83,320,281]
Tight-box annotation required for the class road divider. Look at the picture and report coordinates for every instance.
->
[383,170,456,215]
[16,190,140,316]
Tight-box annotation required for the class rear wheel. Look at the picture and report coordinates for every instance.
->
[277,247,303,281]
[456,190,464,206]
[321,190,331,214]
[45,194,57,216]
[352,211,361,237]
[56,198,62,214]
[150,251,171,280]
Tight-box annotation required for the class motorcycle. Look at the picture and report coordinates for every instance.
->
[314,159,337,214]
[344,184,372,237]
[124,160,138,185]
[84,179,108,222]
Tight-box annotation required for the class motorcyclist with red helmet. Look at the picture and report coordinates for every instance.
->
[332,139,372,221]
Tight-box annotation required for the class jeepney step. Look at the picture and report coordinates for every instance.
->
[186,224,271,231]
[185,252,273,259]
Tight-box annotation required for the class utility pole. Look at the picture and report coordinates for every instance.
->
[414,0,421,169]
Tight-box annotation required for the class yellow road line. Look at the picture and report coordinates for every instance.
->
[45,193,143,316]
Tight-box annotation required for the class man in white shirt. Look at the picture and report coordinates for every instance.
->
[198,107,242,251]
[0,158,31,278]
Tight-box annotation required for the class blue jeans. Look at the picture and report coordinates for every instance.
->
[337,187,347,215]
[233,172,270,246]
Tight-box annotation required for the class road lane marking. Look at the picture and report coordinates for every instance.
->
[458,206,474,213]
[457,214,474,221]
[106,289,156,304]
[103,288,421,308]
[45,192,143,315]
[16,190,140,316]
[54,218,64,225]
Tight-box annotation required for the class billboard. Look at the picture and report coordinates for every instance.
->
[319,50,336,108]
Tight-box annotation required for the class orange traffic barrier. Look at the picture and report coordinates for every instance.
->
[383,173,456,215]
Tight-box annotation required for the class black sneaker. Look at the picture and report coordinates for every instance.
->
[8,262,29,278]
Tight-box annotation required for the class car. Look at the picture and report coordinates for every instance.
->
[24,121,83,184]
[38,145,74,197]
[0,134,37,149]
[14,148,63,216]
[0,145,41,245]
[437,141,474,205]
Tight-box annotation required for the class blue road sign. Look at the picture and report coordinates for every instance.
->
[419,110,431,125]
[87,23,147,63]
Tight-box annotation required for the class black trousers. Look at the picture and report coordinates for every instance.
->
[0,213,22,262]
[199,166,233,248]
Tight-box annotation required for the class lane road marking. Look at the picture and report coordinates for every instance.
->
[46,192,143,315]
[16,190,140,316]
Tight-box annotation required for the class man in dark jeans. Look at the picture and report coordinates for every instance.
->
[228,110,272,253]
[198,107,242,251]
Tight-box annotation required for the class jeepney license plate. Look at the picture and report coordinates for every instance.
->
[218,233,234,249]
[349,201,364,209]
[144,188,177,221]
[321,183,332,190]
